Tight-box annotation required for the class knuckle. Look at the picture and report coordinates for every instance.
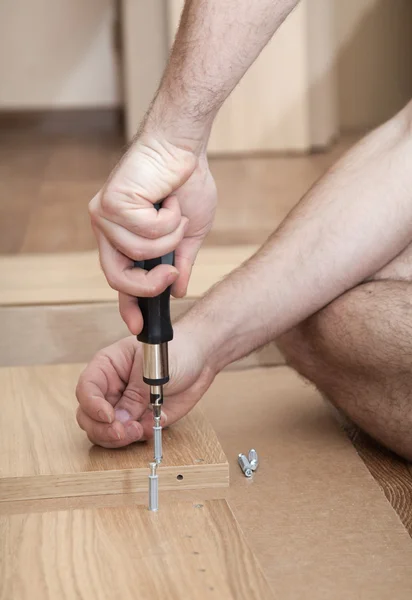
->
[106,271,122,291]
[144,225,160,240]
[86,432,97,445]
[99,189,117,216]
[88,197,99,222]
[75,382,81,403]
[130,246,145,261]
[76,407,85,430]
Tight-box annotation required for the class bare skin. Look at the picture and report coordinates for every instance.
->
[90,0,299,334]
[77,102,412,459]
[278,243,412,461]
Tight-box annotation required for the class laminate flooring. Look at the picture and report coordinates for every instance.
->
[2,367,412,599]
[1,123,412,545]
[0,125,356,254]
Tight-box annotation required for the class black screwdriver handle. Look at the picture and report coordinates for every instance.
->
[135,203,174,345]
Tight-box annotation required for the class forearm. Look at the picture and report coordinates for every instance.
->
[144,0,299,151]
[181,104,412,370]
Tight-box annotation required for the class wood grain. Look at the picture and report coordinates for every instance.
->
[0,499,273,600]
[0,363,228,501]
[202,368,412,598]
[2,367,412,598]
[0,124,356,256]
[0,302,285,368]
[0,246,258,306]
[346,424,412,536]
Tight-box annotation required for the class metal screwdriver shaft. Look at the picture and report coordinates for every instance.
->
[152,395,163,463]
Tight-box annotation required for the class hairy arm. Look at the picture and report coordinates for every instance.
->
[92,0,300,331]
[180,104,412,370]
[144,0,299,149]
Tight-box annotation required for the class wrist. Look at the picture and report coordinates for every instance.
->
[177,302,238,377]
[143,92,214,156]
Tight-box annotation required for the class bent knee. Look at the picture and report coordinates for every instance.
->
[279,279,412,381]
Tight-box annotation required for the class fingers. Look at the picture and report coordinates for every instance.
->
[119,292,142,335]
[75,376,115,424]
[172,235,204,298]
[97,215,189,263]
[76,407,144,448]
[77,347,150,448]
[95,194,183,240]
[97,234,179,298]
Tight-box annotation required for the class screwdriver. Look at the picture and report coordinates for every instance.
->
[135,202,174,464]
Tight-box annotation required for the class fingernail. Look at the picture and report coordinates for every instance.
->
[161,410,168,426]
[126,421,141,440]
[108,426,122,441]
[98,409,112,424]
[115,408,131,423]
[167,270,179,285]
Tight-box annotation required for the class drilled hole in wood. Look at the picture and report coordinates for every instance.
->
[177,474,184,481]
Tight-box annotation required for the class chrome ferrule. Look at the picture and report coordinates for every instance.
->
[143,342,169,382]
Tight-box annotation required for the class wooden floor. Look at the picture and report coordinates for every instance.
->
[1,122,412,550]
[2,367,412,598]
[0,123,356,254]
[1,499,273,599]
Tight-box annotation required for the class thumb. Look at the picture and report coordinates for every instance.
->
[112,352,149,428]
[172,235,204,298]
[137,365,216,440]
[111,383,149,443]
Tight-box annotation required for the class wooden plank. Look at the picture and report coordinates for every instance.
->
[346,424,412,536]
[2,367,412,598]
[0,301,285,368]
[0,499,273,600]
[0,363,228,501]
[0,127,355,255]
[202,368,412,598]
[0,246,258,306]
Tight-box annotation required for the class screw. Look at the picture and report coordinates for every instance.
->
[248,448,259,471]
[148,462,159,511]
[153,416,162,464]
[238,453,253,478]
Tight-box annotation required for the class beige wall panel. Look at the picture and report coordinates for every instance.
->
[167,0,338,153]
[337,0,412,130]
[122,0,168,139]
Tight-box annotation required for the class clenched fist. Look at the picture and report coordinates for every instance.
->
[89,133,217,335]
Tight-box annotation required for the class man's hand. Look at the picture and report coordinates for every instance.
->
[89,134,217,334]
[75,328,215,448]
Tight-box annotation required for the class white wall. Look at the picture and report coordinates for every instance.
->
[0,0,120,109]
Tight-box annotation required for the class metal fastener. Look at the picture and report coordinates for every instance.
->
[238,453,253,478]
[153,416,162,464]
[248,448,259,471]
[148,462,159,511]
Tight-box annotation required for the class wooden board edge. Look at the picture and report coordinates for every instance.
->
[0,462,229,502]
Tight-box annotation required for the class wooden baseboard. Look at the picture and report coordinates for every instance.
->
[0,108,124,136]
